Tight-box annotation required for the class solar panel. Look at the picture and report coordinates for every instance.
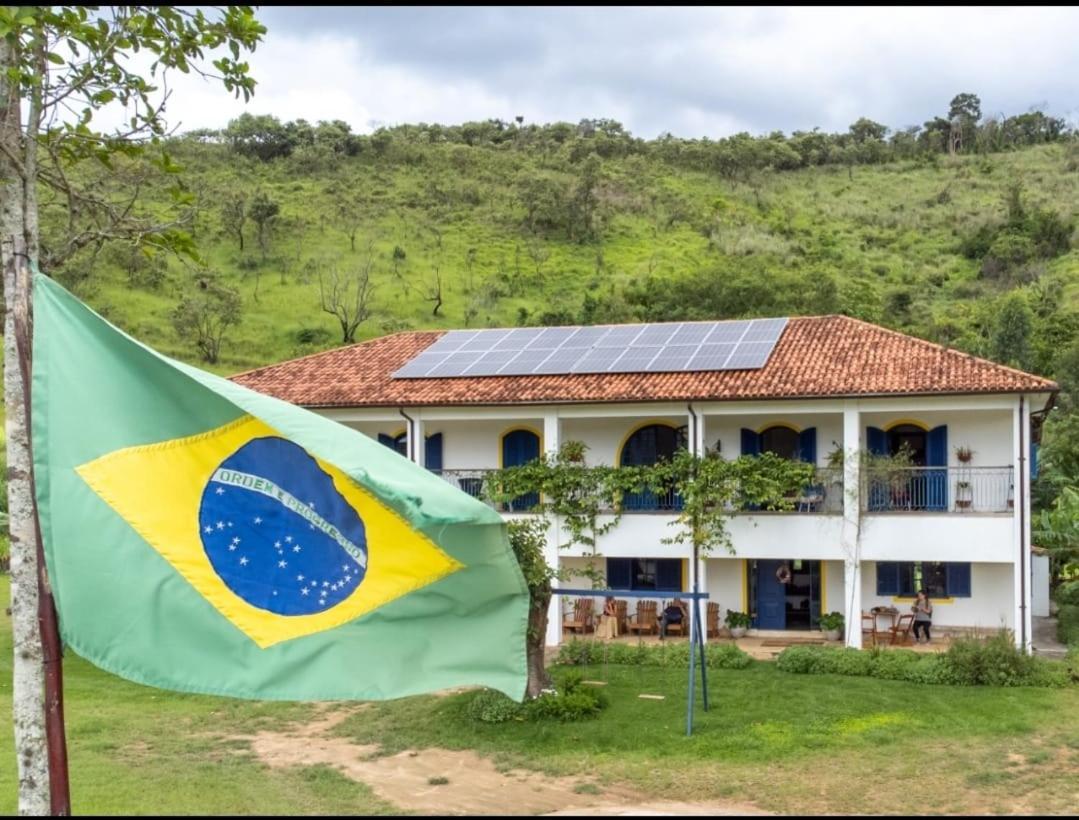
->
[645,345,698,373]
[463,349,521,376]
[526,327,577,349]
[571,346,624,373]
[392,317,789,378]
[609,346,662,373]
[596,325,646,347]
[687,343,737,371]
[703,321,750,344]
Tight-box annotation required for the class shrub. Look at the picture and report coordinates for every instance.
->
[557,638,753,670]
[940,633,1039,686]
[1055,580,1079,607]
[819,611,845,632]
[775,638,1070,687]
[1058,604,1079,647]
[724,609,751,629]
[466,688,525,723]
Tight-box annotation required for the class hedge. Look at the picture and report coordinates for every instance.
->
[557,638,753,670]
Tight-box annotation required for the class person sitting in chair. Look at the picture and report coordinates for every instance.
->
[659,598,685,640]
[595,596,620,640]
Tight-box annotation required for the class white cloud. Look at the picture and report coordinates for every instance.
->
[85,6,1079,139]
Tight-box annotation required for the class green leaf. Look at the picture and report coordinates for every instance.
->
[46,51,65,66]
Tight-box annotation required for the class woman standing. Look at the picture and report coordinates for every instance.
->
[911,589,933,643]
[596,596,620,640]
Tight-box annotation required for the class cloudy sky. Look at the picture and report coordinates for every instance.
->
[138,6,1079,139]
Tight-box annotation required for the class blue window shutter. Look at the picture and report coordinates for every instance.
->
[378,433,396,450]
[425,433,443,471]
[607,558,632,590]
[926,425,948,510]
[927,425,948,467]
[393,433,408,457]
[876,561,900,596]
[1031,441,1039,480]
[656,559,682,592]
[741,428,761,457]
[946,563,971,597]
[502,429,540,467]
[798,427,817,464]
[866,427,887,456]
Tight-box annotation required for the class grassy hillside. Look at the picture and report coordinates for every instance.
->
[48,139,1079,379]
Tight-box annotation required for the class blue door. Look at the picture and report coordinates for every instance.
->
[756,560,786,629]
[502,429,540,511]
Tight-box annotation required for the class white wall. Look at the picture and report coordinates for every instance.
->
[861,561,1015,629]
[704,557,746,616]
[860,515,1015,563]
[1031,554,1050,618]
[822,560,846,617]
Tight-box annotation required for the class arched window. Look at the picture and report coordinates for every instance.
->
[887,424,927,466]
[620,423,686,510]
[501,428,540,511]
[760,426,800,460]
[620,424,686,467]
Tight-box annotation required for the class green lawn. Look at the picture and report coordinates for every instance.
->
[2,568,1077,814]
[334,665,1079,814]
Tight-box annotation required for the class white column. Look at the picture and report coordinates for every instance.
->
[410,413,425,467]
[1023,398,1033,651]
[842,401,863,648]
[1012,398,1032,650]
[697,557,709,645]
[542,410,562,646]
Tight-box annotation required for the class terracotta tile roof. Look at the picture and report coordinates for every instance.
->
[231,316,1058,407]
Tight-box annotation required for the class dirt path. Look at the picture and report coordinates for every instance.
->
[230,706,767,816]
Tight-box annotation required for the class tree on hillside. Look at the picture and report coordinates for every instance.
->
[948,93,982,154]
[318,255,377,344]
[0,9,263,810]
[249,190,279,261]
[221,192,247,252]
[171,275,244,363]
[224,112,295,161]
[989,293,1034,370]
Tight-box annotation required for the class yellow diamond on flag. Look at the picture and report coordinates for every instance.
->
[77,415,463,648]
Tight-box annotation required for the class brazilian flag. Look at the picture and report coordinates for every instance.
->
[31,274,528,701]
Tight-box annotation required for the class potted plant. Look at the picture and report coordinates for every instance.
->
[955,446,974,464]
[955,480,973,510]
[724,609,750,639]
[819,611,844,640]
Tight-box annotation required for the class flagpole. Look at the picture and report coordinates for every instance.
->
[7,241,71,815]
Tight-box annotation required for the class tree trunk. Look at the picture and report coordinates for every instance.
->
[1,34,52,816]
[525,586,553,698]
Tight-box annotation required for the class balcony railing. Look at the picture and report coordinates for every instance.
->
[430,467,844,515]
[860,466,1014,513]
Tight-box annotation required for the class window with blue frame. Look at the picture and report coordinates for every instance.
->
[619,424,686,511]
[606,557,681,591]
[876,561,971,598]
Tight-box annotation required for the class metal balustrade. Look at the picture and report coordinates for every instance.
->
[429,467,846,514]
[860,466,1014,513]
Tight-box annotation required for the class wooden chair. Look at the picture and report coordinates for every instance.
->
[888,613,915,646]
[614,599,628,636]
[663,600,690,637]
[861,611,879,647]
[706,602,720,639]
[627,601,658,636]
[562,598,594,635]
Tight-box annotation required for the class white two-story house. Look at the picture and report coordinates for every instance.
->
[233,315,1057,650]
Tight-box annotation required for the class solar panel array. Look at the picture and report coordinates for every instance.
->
[392,318,789,379]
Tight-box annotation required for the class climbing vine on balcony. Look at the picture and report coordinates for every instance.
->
[484,441,818,559]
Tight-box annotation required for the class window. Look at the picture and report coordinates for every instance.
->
[760,426,799,460]
[887,424,927,466]
[606,558,681,592]
[876,561,971,598]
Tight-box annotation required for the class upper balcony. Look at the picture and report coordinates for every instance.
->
[860,466,1013,514]
[432,466,845,515]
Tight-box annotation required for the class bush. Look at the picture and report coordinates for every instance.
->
[466,672,609,724]
[775,636,1070,688]
[1054,580,1079,607]
[1058,604,1079,647]
[938,633,1040,686]
[466,688,525,723]
[556,638,752,670]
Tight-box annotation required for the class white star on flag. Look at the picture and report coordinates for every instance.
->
[301,588,309,596]
[254,517,262,525]
[216,521,225,530]
[239,557,248,566]
[297,574,305,582]
[278,560,287,568]
[285,536,292,543]
[215,487,225,495]
[203,525,213,534]
[293,545,301,553]
[274,541,282,548]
